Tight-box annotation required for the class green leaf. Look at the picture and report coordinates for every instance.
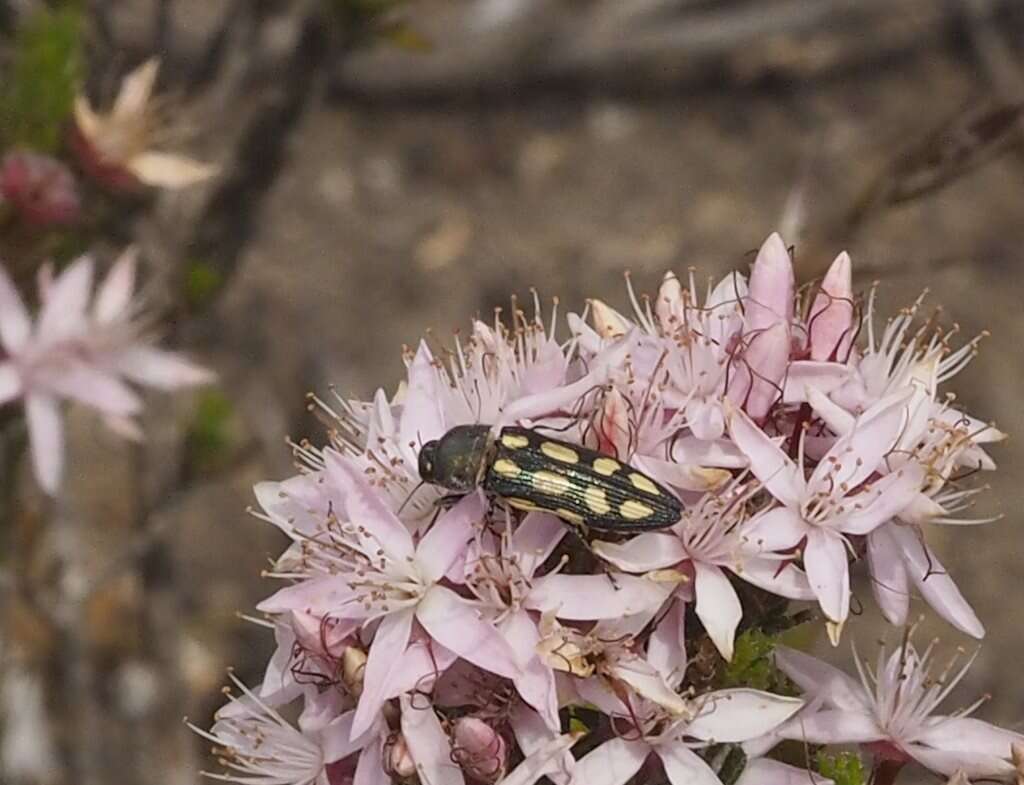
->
[718,629,795,694]
[816,751,867,785]
[0,5,84,152]
[186,389,234,471]
[184,260,224,308]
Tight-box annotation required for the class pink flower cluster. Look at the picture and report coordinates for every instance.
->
[0,252,213,492]
[202,234,1020,785]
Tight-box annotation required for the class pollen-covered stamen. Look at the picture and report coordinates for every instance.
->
[187,674,326,785]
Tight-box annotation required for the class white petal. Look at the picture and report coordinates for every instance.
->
[0,362,23,404]
[527,574,671,620]
[905,744,1014,780]
[569,738,649,785]
[400,694,465,785]
[839,464,925,535]
[511,512,566,578]
[889,524,984,638]
[351,608,414,739]
[500,731,580,785]
[354,736,390,785]
[782,361,850,404]
[808,390,911,493]
[744,507,809,552]
[116,346,214,389]
[777,709,883,745]
[773,647,869,712]
[657,742,724,785]
[416,493,477,582]
[129,151,217,188]
[694,562,741,661]
[805,385,856,435]
[113,59,160,120]
[0,266,32,352]
[647,600,687,688]
[804,529,850,624]
[45,362,142,416]
[866,526,910,626]
[916,716,1024,758]
[417,587,520,679]
[687,689,804,743]
[94,248,137,323]
[735,557,815,600]
[38,256,93,342]
[737,758,833,785]
[727,406,804,506]
[26,393,64,493]
[591,532,685,572]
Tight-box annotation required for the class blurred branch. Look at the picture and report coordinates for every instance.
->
[326,0,1012,99]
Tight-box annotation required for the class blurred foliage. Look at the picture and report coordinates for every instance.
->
[184,259,225,309]
[0,4,84,153]
[325,0,429,51]
[718,629,795,696]
[816,751,867,785]
[186,389,234,472]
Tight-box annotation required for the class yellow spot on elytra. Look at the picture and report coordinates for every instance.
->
[629,473,660,495]
[531,470,572,496]
[620,500,654,520]
[593,457,621,476]
[556,508,585,526]
[493,459,521,478]
[541,441,579,464]
[507,497,544,513]
[501,433,530,449]
[584,486,611,515]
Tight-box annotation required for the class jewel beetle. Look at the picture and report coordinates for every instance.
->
[417,424,682,532]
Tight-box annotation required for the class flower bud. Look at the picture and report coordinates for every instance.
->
[453,716,508,783]
[0,150,80,228]
[386,734,416,780]
[341,646,367,697]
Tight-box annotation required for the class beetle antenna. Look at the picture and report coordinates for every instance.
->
[398,480,426,515]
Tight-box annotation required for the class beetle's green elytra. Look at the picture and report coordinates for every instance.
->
[417,424,682,532]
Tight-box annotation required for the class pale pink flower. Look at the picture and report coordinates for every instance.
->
[464,510,670,728]
[809,384,989,638]
[189,674,359,785]
[568,668,804,785]
[594,479,814,661]
[731,392,924,633]
[70,58,216,191]
[0,150,80,228]
[776,641,1024,780]
[257,459,520,740]
[0,252,213,492]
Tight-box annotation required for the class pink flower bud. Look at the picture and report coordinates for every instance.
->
[808,251,854,361]
[728,321,790,420]
[453,717,507,784]
[746,232,795,331]
[0,150,80,228]
[386,734,417,780]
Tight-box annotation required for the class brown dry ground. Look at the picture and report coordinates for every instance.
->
[5,1,1024,783]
